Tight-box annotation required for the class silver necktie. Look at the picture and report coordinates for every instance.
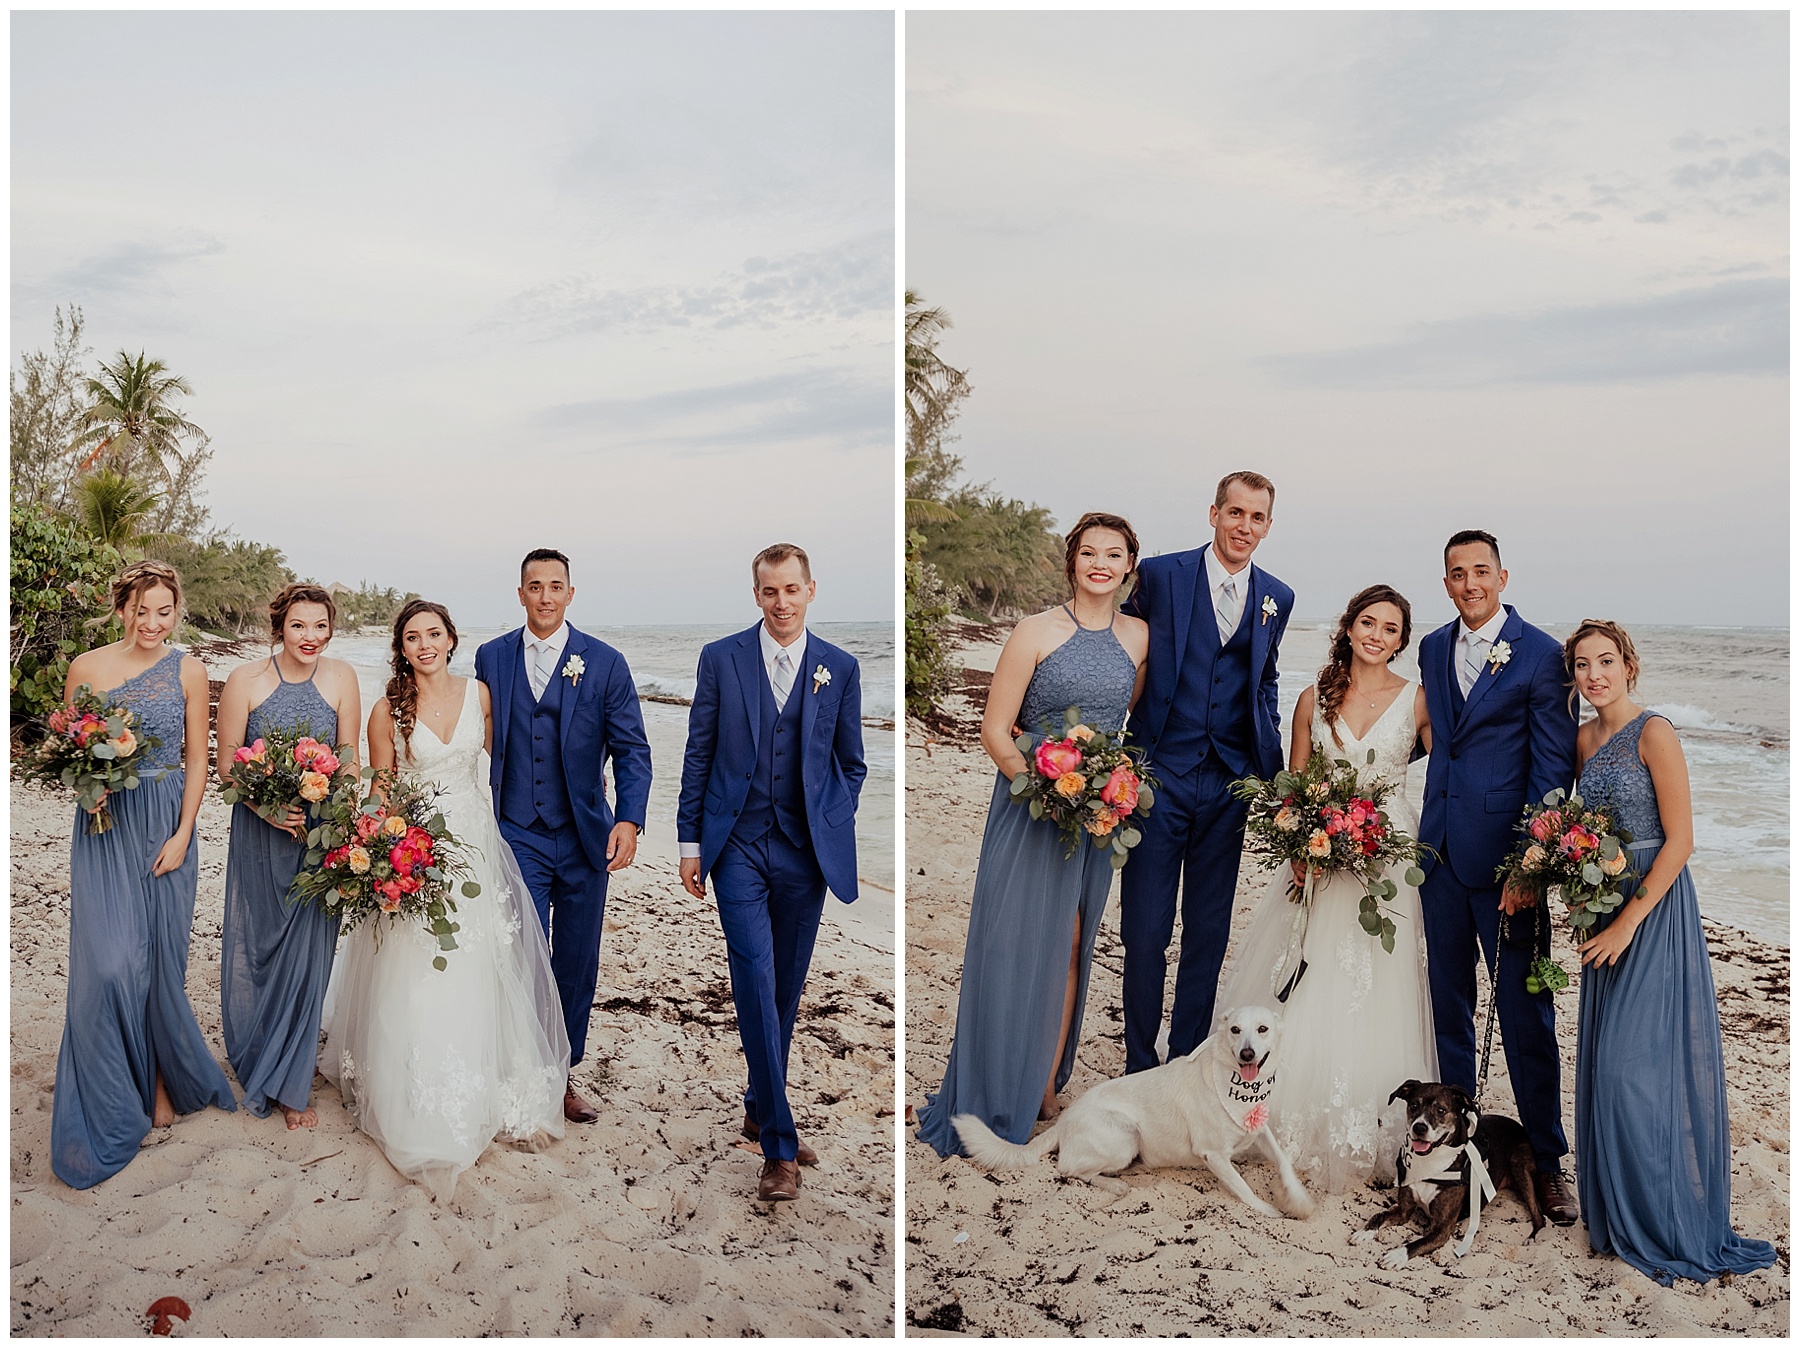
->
[772,648,795,711]
[1461,637,1486,695]
[531,642,555,700]
[1216,575,1239,645]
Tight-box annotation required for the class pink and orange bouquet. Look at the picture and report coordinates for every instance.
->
[219,726,355,829]
[1231,749,1426,954]
[17,686,166,834]
[1496,788,1635,933]
[289,770,474,969]
[1008,706,1157,868]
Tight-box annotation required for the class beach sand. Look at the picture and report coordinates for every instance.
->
[903,628,1789,1337]
[11,648,895,1337]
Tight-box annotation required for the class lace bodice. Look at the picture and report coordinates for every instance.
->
[247,663,338,748]
[109,647,187,771]
[1311,681,1418,798]
[1577,711,1666,845]
[393,679,486,801]
[1018,615,1137,742]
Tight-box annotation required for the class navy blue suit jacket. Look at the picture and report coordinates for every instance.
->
[475,625,653,873]
[676,624,866,903]
[1121,544,1292,780]
[1417,605,1577,889]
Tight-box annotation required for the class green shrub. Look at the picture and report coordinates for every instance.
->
[905,530,956,719]
[11,499,123,734]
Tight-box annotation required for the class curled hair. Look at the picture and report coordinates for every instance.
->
[268,582,337,644]
[1062,511,1140,599]
[108,559,183,632]
[752,542,811,585]
[1563,618,1639,708]
[1215,470,1276,512]
[1316,584,1413,747]
[386,599,460,758]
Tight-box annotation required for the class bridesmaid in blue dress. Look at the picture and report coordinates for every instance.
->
[51,561,236,1188]
[917,513,1148,1156]
[1567,619,1777,1286]
[216,583,361,1129]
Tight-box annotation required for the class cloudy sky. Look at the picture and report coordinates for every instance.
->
[14,12,894,627]
[909,12,1787,627]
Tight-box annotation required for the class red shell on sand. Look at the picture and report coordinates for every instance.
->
[147,1297,191,1335]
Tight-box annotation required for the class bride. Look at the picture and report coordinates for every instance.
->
[320,599,568,1201]
[1216,584,1439,1192]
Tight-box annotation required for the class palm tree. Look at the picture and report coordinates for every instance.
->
[73,467,161,552]
[74,351,205,490]
[905,290,970,443]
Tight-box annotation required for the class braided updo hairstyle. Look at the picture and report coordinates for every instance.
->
[102,559,184,637]
[386,599,459,757]
[1316,584,1412,747]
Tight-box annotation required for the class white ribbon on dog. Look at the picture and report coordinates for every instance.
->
[1452,1117,1499,1258]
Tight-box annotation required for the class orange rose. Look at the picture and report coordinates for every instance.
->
[1307,829,1332,858]
[1054,771,1087,799]
[1085,807,1120,837]
[298,771,331,802]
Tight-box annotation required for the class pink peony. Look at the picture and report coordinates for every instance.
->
[1100,765,1141,813]
[1035,738,1083,779]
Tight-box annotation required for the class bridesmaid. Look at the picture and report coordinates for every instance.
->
[1568,619,1777,1285]
[216,582,361,1129]
[51,561,236,1188]
[916,512,1148,1156]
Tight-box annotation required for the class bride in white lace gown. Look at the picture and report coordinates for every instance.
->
[320,603,568,1202]
[1216,585,1438,1193]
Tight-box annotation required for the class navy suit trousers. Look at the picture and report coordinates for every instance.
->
[501,817,608,1068]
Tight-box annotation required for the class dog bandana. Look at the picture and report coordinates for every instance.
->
[1215,1058,1276,1133]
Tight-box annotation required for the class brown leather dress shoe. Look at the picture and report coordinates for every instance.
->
[563,1082,600,1124]
[1536,1170,1579,1226]
[757,1157,801,1201]
[742,1114,817,1166]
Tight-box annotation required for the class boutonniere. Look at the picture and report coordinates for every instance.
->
[1261,595,1279,626]
[811,663,831,694]
[562,653,586,688]
[1487,640,1512,674]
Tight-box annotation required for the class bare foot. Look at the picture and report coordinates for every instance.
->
[282,1105,319,1130]
[152,1074,176,1129]
[1038,1091,1061,1123]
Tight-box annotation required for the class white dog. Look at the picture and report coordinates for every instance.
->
[953,1005,1313,1219]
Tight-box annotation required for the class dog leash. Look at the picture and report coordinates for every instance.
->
[1474,905,1545,1109]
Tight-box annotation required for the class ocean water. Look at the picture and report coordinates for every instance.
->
[1272,623,1788,945]
[325,622,896,892]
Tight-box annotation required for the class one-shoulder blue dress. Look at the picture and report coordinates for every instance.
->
[1575,710,1777,1285]
[51,647,236,1189]
[917,615,1137,1157]
[220,663,341,1118]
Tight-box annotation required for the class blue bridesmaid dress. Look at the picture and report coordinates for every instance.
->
[51,647,236,1189]
[219,663,341,1118]
[917,613,1137,1157]
[1574,710,1777,1285]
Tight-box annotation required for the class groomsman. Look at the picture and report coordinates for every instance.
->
[1416,529,1579,1225]
[1119,472,1293,1073]
[476,548,653,1124]
[677,544,866,1201]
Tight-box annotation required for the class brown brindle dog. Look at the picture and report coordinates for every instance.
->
[1353,1079,1544,1269]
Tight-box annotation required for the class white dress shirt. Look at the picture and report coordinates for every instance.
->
[1207,553,1251,641]
[1456,607,1509,697]
[524,622,570,701]
[680,625,809,861]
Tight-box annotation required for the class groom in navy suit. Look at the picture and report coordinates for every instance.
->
[1417,529,1579,1225]
[475,548,653,1124]
[677,543,865,1202]
[1119,471,1293,1073]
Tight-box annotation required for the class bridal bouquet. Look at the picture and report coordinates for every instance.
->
[1230,749,1426,954]
[220,726,357,829]
[1008,706,1157,869]
[1495,788,1635,934]
[16,686,165,834]
[289,770,476,970]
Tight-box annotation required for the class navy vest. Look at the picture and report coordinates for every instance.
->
[733,663,810,848]
[1158,577,1256,776]
[500,649,574,831]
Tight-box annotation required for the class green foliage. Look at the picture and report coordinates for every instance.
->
[918,488,1065,618]
[154,532,295,636]
[904,529,955,718]
[74,467,162,551]
[10,306,93,514]
[336,581,413,631]
[10,500,124,730]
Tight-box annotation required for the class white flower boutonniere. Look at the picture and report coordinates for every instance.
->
[1487,640,1512,675]
[1261,595,1279,626]
[812,663,831,694]
[563,653,586,688]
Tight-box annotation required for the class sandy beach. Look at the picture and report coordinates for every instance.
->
[903,628,1789,1337]
[11,648,895,1336]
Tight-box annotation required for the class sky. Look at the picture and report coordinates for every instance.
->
[908,12,1788,628]
[13,12,895,628]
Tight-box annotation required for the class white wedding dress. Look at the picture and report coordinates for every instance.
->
[319,678,568,1202]
[1215,682,1438,1193]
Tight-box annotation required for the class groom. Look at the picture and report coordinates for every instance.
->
[1416,529,1579,1225]
[1119,471,1292,1073]
[677,543,865,1202]
[475,548,653,1124]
